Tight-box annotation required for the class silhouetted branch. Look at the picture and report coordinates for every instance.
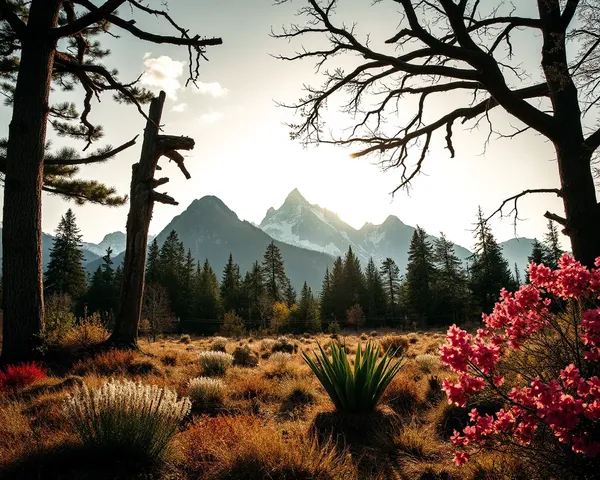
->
[45,135,138,165]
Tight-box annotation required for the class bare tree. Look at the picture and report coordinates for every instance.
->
[0,0,221,363]
[141,283,174,343]
[273,0,600,267]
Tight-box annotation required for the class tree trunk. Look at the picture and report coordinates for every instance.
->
[109,92,166,348]
[1,1,60,364]
[537,0,600,268]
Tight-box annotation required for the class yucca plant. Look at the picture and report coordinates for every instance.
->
[302,340,404,413]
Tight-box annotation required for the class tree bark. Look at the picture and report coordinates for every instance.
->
[109,91,194,347]
[537,0,600,268]
[1,0,60,364]
[109,92,166,348]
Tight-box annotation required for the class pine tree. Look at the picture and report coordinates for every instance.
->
[405,226,436,319]
[319,267,333,321]
[44,209,87,300]
[194,259,222,321]
[514,262,523,287]
[221,253,242,314]
[284,280,297,308]
[295,281,321,333]
[365,258,387,325]
[380,258,401,323]
[469,208,515,313]
[145,239,161,285]
[432,233,469,324]
[543,220,565,269]
[262,241,288,303]
[86,247,118,321]
[180,249,195,318]
[329,256,346,321]
[158,230,186,317]
[242,261,267,330]
[342,246,366,317]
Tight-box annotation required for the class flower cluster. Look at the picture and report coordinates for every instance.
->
[0,362,47,392]
[439,254,600,465]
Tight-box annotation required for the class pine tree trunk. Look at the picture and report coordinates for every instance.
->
[1,1,60,364]
[109,92,167,348]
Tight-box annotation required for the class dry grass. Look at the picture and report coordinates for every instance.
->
[1,330,529,479]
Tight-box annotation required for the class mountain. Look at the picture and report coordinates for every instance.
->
[82,231,127,256]
[499,237,535,278]
[260,189,472,272]
[89,196,335,291]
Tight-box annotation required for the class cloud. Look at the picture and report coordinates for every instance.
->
[199,112,224,123]
[141,54,184,100]
[171,103,188,113]
[193,81,229,97]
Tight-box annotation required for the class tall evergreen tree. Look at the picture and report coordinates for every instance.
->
[158,230,186,317]
[405,226,436,319]
[180,249,195,318]
[319,267,334,322]
[364,258,387,324]
[432,233,469,324]
[262,241,288,303]
[543,220,565,269]
[342,246,366,316]
[86,247,118,320]
[284,280,297,307]
[221,253,242,314]
[380,258,401,323]
[514,262,523,287]
[242,261,267,329]
[145,239,161,285]
[295,281,320,332]
[194,259,221,321]
[44,209,87,300]
[329,256,346,321]
[469,208,515,313]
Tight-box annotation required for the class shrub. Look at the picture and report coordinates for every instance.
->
[0,362,47,392]
[198,351,233,376]
[270,351,292,369]
[382,376,423,416]
[220,311,245,337]
[271,336,297,354]
[179,334,191,344]
[279,378,317,410]
[380,335,409,357]
[303,340,404,413]
[188,377,226,408]
[64,379,190,463]
[72,349,137,376]
[161,354,177,367]
[327,320,341,335]
[369,330,378,337]
[346,304,365,331]
[177,415,357,479]
[61,312,109,350]
[415,354,441,373]
[439,254,600,473]
[232,345,259,367]
[211,336,228,352]
[44,293,77,342]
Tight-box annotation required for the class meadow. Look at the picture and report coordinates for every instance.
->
[0,329,525,480]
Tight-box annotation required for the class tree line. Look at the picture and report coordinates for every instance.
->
[42,206,564,336]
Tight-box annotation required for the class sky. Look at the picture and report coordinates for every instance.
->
[1,0,589,252]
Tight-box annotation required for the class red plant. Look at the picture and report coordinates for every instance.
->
[0,361,47,391]
[439,254,600,466]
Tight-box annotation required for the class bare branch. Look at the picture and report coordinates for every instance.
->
[51,0,125,39]
[150,190,178,205]
[160,150,191,179]
[45,135,138,165]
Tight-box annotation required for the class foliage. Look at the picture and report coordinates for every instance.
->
[440,254,600,473]
[262,241,289,304]
[198,351,234,376]
[0,362,47,392]
[221,253,243,315]
[270,352,293,369]
[43,293,77,342]
[327,320,341,335]
[380,335,409,357]
[187,377,226,407]
[220,311,245,337]
[211,336,228,352]
[141,283,175,342]
[303,340,404,413]
[380,258,401,322]
[270,302,294,333]
[415,354,441,374]
[405,227,436,318]
[346,304,365,331]
[271,336,297,354]
[232,345,259,367]
[85,247,119,321]
[61,312,109,350]
[64,379,190,462]
[44,209,87,300]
